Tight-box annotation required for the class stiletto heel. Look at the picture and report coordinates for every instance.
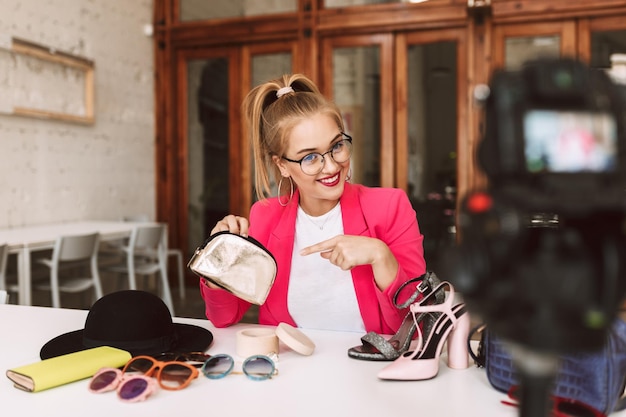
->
[377,281,470,380]
[348,272,445,361]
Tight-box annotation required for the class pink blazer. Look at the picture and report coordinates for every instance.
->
[200,183,426,335]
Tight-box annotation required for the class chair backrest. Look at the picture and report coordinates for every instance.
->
[130,224,164,251]
[0,243,9,292]
[122,216,175,252]
[44,232,101,309]
[53,233,100,263]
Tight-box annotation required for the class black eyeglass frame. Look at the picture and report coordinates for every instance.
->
[281,132,353,176]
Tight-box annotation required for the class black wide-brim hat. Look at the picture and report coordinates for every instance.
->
[40,290,213,360]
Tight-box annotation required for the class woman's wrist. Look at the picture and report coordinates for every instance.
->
[200,277,220,289]
[371,240,398,291]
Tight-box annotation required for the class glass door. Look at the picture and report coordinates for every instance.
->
[396,28,468,267]
[180,44,296,256]
[320,34,394,187]
[180,48,240,253]
[320,29,468,266]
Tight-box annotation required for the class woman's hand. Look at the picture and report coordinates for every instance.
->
[203,215,250,290]
[300,235,398,291]
[210,215,250,237]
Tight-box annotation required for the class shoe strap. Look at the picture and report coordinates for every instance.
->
[393,271,442,309]
[410,282,457,335]
[410,281,455,314]
[359,332,403,360]
[409,282,461,354]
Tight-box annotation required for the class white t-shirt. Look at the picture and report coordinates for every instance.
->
[287,203,366,333]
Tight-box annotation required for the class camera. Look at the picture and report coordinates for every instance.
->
[478,57,626,216]
[442,58,626,356]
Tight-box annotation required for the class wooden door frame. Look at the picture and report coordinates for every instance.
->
[578,13,626,63]
[492,21,578,69]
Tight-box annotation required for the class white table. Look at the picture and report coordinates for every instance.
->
[2,304,619,417]
[0,221,153,305]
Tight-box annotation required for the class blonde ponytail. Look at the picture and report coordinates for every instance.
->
[242,74,344,202]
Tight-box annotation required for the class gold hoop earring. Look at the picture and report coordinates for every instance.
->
[278,176,294,207]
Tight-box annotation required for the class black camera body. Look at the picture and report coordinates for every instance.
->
[444,58,626,355]
[479,58,626,216]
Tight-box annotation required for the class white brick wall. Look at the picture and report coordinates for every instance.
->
[0,0,155,227]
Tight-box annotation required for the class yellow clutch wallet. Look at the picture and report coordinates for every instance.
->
[6,346,131,392]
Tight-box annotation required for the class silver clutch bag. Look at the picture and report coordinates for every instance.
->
[187,231,277,305]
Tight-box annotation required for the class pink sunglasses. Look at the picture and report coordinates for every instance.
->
[89,367,158,403]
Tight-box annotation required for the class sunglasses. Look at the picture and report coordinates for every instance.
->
[201,354,277,381]
[502,385,606,417]
[151,352,210,367]
[89,356,200,402]
[89,368,157,403]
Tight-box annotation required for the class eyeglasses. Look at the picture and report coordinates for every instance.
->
[502,385,605,417]
[282,133,353,176]
[200,354,277,381]
[88,355,200,402]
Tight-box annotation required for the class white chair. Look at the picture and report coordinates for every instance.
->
[34,232,103,308]
[103,224,175,315]
[0,244,23,303]
[120,215,186,300]
[166,245,185,300]
[0,243,8,292]
[0,244,8,304]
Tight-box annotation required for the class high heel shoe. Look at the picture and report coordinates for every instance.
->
[347,271,445,361]
[377,281,470,380]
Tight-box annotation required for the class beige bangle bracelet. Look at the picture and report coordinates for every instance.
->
[236,328,279,358]
[236,323,316,358]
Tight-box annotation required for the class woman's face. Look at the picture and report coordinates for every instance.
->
[276,113,350,216]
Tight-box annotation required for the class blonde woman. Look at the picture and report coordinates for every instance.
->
[201,74,427,335]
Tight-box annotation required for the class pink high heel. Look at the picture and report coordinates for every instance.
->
[377,281,470,381]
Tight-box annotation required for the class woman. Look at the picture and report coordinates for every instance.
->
[200,74,426,334]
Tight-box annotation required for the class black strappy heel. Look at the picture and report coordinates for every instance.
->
[347,271,445,361]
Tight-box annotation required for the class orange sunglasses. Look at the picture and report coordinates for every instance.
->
[121,355,199,390]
